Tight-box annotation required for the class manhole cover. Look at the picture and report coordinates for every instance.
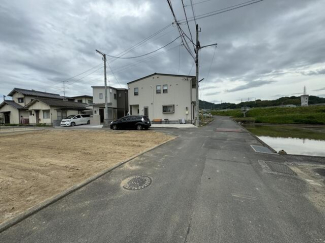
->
[251,145,275,154]
[122,176,152,190]
[265,161,296,176]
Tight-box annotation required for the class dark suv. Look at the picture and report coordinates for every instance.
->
[110,115,151,130]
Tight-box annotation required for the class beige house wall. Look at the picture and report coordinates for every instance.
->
[128,75,196,121]
[11,93,35,106]
[0,104,20,124]
[12,92,25,106]
[28,101,52,124]
[92,87,119,122]
[92,87,117,107]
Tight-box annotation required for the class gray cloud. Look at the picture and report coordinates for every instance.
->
[200,85,219,91]
[0,0,324,101]
[227,80,276,93]
[302,68,325,76]
[205,91,220,96]
[313,87,325,92]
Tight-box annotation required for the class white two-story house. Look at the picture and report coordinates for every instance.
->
[91,86,128,124]
[127,73,197,123]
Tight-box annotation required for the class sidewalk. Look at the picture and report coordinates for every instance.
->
[151,124,196,129]
[54,124,196,129]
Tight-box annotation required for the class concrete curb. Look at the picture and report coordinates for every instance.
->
[0,136,177,233]
[233,119,278,154]
[234,120,325,160]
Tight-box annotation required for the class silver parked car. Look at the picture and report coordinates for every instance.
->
[60,114,90,127]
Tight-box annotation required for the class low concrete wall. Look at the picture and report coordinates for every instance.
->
[52,120,61,126]
[90,115,101,125]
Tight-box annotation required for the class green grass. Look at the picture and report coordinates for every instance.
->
[211,106,325,125]
[245,125,325,140]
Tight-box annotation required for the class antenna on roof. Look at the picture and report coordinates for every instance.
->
[62,81,68,101]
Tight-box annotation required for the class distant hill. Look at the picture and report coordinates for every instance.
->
[200,96,325,110]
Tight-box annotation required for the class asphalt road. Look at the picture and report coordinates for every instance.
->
[1,117,324,242]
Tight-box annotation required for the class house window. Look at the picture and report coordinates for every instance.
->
[29,111,32,116]
[163,84,168,93]
[134,87,139,96]
[163,105,175,113]
[99,93,103,99]
[88,100,92,104]
[156,85,161,94]
[114,93,117,99]
[78,99,82,103]
[18,98,24,103]
[43,110,50,119]
[192,78,196,88]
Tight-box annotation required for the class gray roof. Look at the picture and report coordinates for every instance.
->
[0,100,25,110]
[26,98,88,110]
[71,95,93,98]
[8,88,62,99]
[127,73,196,85]
[91,86,127,91]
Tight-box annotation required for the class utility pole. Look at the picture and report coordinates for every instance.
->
[194,24,217,127]
[195,24,200,127]
[96,49,109,128]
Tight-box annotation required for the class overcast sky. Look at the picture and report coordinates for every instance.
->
[1,0,324,103]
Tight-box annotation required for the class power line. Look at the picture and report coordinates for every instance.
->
[178,44,181,73]
[81,44,182,85]
[188,61,195,75]
[206,45,217,82]
[111,44,182,74]
[185,0,214,7]
[167,0,195,59]
[109,23,173,63]
[107,62,124,88]
[58,63,103,83]
[189,0,198,25]
[66,66,103,86]
[54,24,174,88]
[181,0,194,44]
[179,0,263,24]
[105,36,181,60]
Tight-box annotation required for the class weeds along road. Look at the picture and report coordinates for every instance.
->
[1,117,324,243]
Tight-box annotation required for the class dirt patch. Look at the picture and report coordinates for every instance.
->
[0,129,174,224]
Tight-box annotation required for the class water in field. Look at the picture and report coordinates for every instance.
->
[258,136,325,157]
[244,125,325,157]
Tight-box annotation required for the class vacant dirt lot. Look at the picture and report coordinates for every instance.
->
[0,130,174,224]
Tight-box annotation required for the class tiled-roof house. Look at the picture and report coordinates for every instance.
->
[0,88,89,125]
